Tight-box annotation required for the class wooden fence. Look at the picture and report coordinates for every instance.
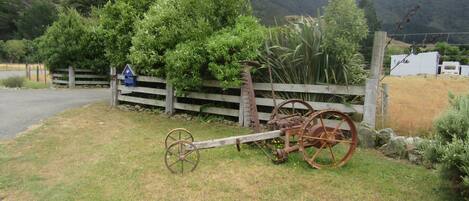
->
[52,66,109,88]
[110,31,387,128]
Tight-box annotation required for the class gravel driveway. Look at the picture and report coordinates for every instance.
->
[0,88,109,139]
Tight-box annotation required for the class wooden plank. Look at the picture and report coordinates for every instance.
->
[52,79,68,84]
[75,81,109,85]
[75,74,108,79]
[110,67,118,107]
[118,95,165,107]
[68,66,75,88]
[52,73,66,78]
[56,68,93,73]
[117,75,166,83]
[252,83,366,96]
[255,97,364,113]
[177,92,240,103]
[191,130,283,150]
[174,102,239,117]
[118,85,166,95]
[363,78,379,128]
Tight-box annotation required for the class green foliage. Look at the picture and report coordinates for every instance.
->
[165,41,206,92]
[97,0,152,70]
[37,9,108,73]
[206,16,265,88]
[323,0,368,62]
[130,0,260,92]
[61,0,107,16]
[433,42,469,64]
[1,76,25,88]
[3,40,28,63]
[426,94,469,199]
[16,0,58,39]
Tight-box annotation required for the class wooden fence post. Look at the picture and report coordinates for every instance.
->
[110,67,118,107]
[382,83,389,126]
[165,83,175,114]
[239,86,246,126]
[363,31,387,128]
[36,65,39,82]
[68,66,75,88]
[25,64,29,78]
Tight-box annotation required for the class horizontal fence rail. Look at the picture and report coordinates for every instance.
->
[53,67,109,88]
[114,74,368,127]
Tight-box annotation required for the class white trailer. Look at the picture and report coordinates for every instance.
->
[441,61,461,75]
[390,52,440,76]
[461,65,469,76]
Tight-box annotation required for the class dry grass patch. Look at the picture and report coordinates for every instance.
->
[0,103,459,201]
[382,75,469,136]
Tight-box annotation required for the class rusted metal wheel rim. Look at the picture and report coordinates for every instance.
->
[164,140,200,174]
[269,99,314,123]
[298,110,358,169]
[165,128,194,149]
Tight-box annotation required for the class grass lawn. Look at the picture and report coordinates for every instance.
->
[0,103,457,201]
[0,78,49,89]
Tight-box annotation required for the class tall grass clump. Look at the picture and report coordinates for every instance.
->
[1,76,25,88]
[424,93,469,199]
[258,0,369,101]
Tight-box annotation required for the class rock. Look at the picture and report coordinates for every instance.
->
[358,123,377,148]
[408,150,423,165]
[376,128,395,147]
[379,136,407,159]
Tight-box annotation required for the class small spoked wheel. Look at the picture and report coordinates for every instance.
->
[268,99,314,129]
[299,110,358,169]
[165,128,194,149]
[164,141,200,174]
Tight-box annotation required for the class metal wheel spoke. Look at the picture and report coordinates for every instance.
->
[168,159,179,168]
[319,115,327,133]
[332,119,346,134]
[328,145,336,163]
[183,149,195,157]
[310,143,326,162]
[167,150,176,156]
[302,136,353,144]
[184,158,196,166]
[184,136,192,140]
[178,131,181,140]
[168,135,177,141]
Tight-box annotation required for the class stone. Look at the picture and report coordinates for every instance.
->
[379,136,407,159]
[376,128,395,147]
[408,150,423,165]
[358,123,378,148]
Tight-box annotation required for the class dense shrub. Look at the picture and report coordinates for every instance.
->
[129,0,262,92]
[37,9,109,73]
[3,40,28,63]
[206,16,265,88]
[425,94,469,199]
[98,0,152,70]
[1,76,25,88]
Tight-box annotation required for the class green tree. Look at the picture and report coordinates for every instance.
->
[0,0,24,40]
[434,42,468,64]
[37,9,108,72]
[98,0,152,70]
[16,0,58,39]
[130,0,251,75]
[3,39,27,63]
[323,0,368,62]
[61,0,107,16]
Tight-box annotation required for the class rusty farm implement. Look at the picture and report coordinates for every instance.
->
[164,65,358,174]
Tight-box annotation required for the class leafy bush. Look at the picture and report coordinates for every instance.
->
[129,0,261,92]
[37,9,109,73]
[3,40,28,63]
[426,93,469,199]
[206,16,265,88]
[1,76,25,88]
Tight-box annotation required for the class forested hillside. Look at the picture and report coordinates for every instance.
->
[252,0,469,34]
[1,0,468,40]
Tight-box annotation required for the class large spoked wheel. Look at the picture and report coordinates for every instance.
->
[268,99,314,130]
[165,128,194,149]
[164,140,200,174]
[298,110,358,169]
